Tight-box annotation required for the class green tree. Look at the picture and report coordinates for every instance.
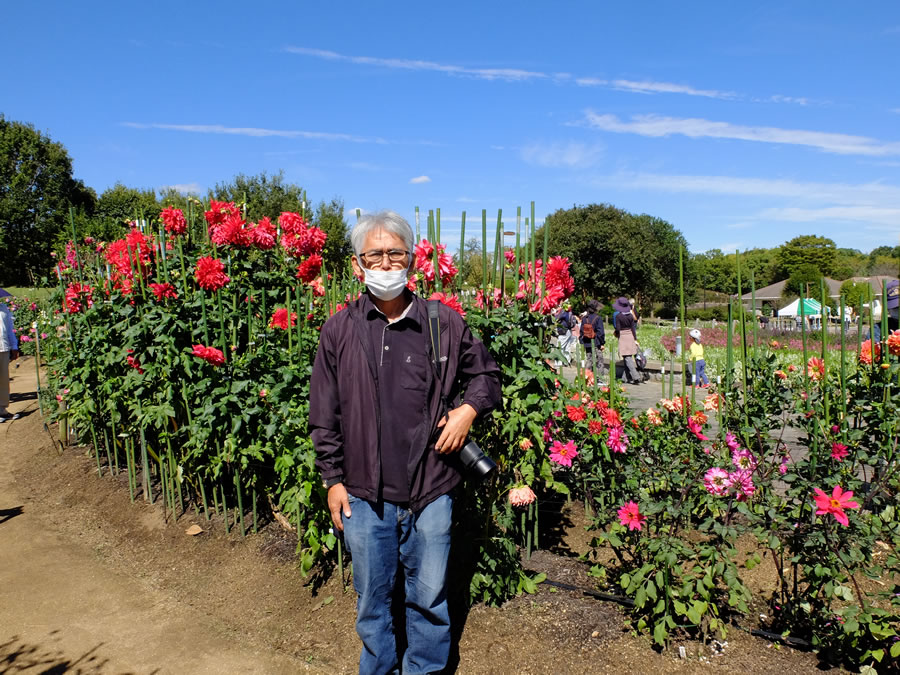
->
[0,116,95,285]
[64,182,162,247]
[776,235,837,279]
[840,279,873,310]
[457,237,486,288]
[538,203,690,311]
[691,248,733,294]
[313,198,351,278]
[784,263,824,297]
[739,248,778,291]
[208,170,306,222]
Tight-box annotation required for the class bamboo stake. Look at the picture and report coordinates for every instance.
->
[679,246,687,410]
[235,470,245,537]
[458,211,466,292]
[222,483,229,533]
[90,422,103,477]
[481,210,488,315]
[840,295,847,425]
[199,479,210,521]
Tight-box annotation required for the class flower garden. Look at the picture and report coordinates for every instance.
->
[11,201,900,671]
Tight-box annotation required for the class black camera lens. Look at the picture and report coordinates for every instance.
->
[459,441,497,480]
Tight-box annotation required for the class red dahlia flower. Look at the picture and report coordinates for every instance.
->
[210,211,251,247]
[617,501,645,531]
[279,212,326,257]
[126,351,144,374]
[249,217,277,249]
[191,344,225,366]
[63,282,94,313]
[149,282,177,301]
[204,200,239,228]
[813,485,859,527]
[414,239,458,287]
[269,307,297,330]
[566,405,587,422]
[160,206,187,235]
[888,330,900,356]
[428,292,465,317]
[296,254,323,283]
[807,356,825,381]
[194,256,230,291]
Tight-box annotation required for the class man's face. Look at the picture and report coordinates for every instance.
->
[351,227,415,282]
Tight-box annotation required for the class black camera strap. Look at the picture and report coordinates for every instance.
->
[427,300,452,421]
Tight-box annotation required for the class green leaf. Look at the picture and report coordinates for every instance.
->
[653,621,666,647]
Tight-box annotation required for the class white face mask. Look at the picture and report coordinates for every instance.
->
[361,264,409,301]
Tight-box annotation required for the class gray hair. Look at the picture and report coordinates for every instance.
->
[350,210,415,256]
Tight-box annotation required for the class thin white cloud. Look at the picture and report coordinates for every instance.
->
[286,46,809,105]
[767,94,810,106]
[122,122,388,144]
[580,112,900,156]
[726,222,753,230]
[760,205,900,227]
[520,141,603,168]
[597,171,900,206]
[891,108,900,114]
[456,196,478,203]
[159,182,202,194]
[284,46,547,82]
[609,79,738,100]
[409,175,431,184]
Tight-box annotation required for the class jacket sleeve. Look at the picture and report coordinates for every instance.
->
[456,319,502,417]
[596,315,606,345]
[1,308,17,351]
[309,322,344,483]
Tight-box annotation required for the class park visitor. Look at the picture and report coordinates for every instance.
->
[689,328,709,388]
[309,210,502,675]
[554,303,577,366]
[0,300,20,422]
[613,297,641,385]
[580,299,606,376]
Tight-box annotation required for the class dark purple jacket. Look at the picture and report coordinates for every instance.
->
[310,292,502,511]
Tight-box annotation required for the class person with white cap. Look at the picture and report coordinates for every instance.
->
[689,328,709,388]
[0,298,21,422]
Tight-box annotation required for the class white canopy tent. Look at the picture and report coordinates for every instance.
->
[778,297,831,318]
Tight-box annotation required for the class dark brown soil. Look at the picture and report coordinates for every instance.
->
[0,357,842,673]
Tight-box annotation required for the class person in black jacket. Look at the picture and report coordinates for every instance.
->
[310,210,502,675]
[580,299,606,376]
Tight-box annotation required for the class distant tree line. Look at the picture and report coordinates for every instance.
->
[0,116,350,285]
[2,115,897,308]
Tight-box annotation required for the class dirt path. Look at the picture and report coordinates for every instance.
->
[0,357,830,674]
[0,359,315,674]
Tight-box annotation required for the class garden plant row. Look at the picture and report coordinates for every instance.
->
[21,201,900,671]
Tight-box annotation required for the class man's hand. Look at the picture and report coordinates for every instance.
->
[9,349,18,361]
[327,483,351,532]
[435,403,477,454]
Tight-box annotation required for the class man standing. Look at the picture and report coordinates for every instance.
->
[310,210,501,674]
[0,300,20,422]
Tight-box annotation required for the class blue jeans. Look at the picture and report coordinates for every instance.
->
[343,494,453,675]
[695,359,708,385]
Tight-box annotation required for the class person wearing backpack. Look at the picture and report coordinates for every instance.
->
[554,304,577,366]
[580,299,606,376]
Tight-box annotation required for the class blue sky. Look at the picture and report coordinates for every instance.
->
[3,2,899,254]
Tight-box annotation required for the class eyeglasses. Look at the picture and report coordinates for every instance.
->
[358,249,410,268]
